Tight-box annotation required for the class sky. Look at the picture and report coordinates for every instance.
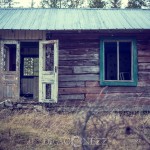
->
[13,0,128,8]
[13,0,40,7]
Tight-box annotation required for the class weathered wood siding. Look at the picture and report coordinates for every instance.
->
[52,31,150,107]
[0,30,46,40]
[56,33,100,102]
[0,30,150,107]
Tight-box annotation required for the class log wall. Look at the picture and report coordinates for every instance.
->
[0,29,150,108]
[52,31,150,108]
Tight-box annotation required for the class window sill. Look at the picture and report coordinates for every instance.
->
[100,80,137,86]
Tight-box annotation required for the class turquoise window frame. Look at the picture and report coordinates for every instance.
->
[100,37,138,86]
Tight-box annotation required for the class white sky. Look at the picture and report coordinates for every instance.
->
[14,0,40,7]
[14,0,128,8]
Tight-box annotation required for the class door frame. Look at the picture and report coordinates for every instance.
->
[20,41,39,99]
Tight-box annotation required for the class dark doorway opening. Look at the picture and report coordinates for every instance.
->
[20,42,39,99]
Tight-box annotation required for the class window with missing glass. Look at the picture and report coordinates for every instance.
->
[100,38,137,86]
[23,57,39,76]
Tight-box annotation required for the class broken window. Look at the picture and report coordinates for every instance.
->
[46,84,52,99]
[43,44,54,71]
[23,57,39,76]
[3,44,16,71]
[42,83,53,100]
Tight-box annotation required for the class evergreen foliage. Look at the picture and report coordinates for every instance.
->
[89,0,107,8]
[126,0,149,9]
[110,0,122,8]
[40,0,84,8]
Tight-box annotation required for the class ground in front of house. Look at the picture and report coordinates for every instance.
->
[0,107,150,150]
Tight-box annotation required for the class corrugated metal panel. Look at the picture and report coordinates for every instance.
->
[0,8,150,30]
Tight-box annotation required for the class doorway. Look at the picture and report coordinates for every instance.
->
[20,40,58,102]
[20,42,39,100]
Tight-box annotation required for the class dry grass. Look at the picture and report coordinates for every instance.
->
[77,112,150,150]
[0,108,150,150]
[0,109,76,150]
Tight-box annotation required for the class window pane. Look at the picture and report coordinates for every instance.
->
[4,44,16,71]
[44,44,54,71]
[104,42,117,80]
[24,58,34,76]
[119,42,131,80]
[23,57,39,76]
[46,84,51,99]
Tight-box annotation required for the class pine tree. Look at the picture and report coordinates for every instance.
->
[0,0,15,8]
[31,0,35,8]
[40,0,60,8]
[89,0,107,8]
[147,0,150,8]
[40,0,83,8]
[63,0,84,8]
[126,0,148,9]
[110,0,122,8]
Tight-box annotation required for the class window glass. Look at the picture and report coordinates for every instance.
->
[100,38,137,86]
[46,84,52,99]
[119,42,132,80]
[44,44,54,71]
[104,41,132,81]
[104,42,117,80]
[23,57,39,76]
[4,44,16,71]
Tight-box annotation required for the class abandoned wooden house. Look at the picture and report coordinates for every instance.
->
[0,8,150,108]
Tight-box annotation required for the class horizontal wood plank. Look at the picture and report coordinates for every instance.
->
[59,48,98,55]
[85,93,144,101]
[59,87,103,94]
[86,81,100,87]
[138,50,150,57]
[138,72,150,81]
[59,81,85,88]
[138,63,150,70]
[59,94,85,100]
[59,54,99,60]
[105,87,149,93]
[138,80,150,86]
[138,57,150,63]
[59,60,99,66]
[59,74,99,81]
[74,66,99,74]
[59,66,73,74]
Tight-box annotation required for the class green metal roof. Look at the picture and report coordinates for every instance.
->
[0,8,150,30]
